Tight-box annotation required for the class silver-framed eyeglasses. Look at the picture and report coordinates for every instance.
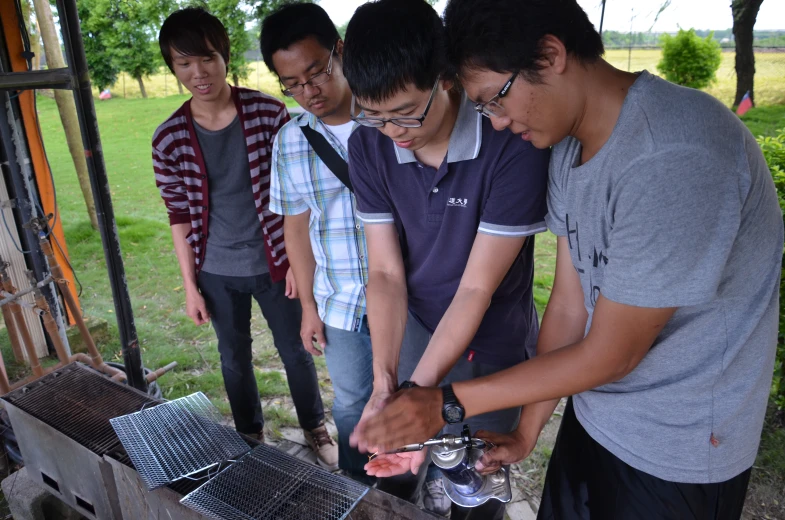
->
[351,78,441,128]
[474,71,518,118]
[281,45,335,97]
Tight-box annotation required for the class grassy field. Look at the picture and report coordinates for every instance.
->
[102,49,785,108]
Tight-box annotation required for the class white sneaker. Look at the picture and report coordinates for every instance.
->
[423,478,452,518]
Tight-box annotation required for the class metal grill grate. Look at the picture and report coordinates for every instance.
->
[110,392,250,489]
[1,362,156,456]
[180,444,368,520]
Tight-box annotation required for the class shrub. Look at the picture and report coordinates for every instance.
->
[757,128,785,410]
[657,29,722,89]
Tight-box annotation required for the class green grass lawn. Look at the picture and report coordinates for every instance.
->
[741,104,785,137]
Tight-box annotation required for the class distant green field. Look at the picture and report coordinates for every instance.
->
[101,49,785,108]
[603,49,785,107]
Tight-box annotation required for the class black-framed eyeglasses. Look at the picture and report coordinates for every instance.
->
[351,78,441,129]
[281,44,335,97]
[474,71,518,118]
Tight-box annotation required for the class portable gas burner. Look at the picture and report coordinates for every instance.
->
[392,424,512,508]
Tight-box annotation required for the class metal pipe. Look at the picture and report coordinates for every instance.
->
[0,67,72,90]
[1,304,25,362]
[0,269,41,376]
[144,361,178,384]
[0,274,53,306]
[27,271,69,364]
[55,0,147,392]
[0,346,10,395]
[38,238,105,365]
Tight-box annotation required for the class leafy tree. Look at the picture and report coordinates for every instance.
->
[104,0,173,98]
[77,0,119,91]
[196,0,253,86]
[732,0,765,107]
[657,29,722,89]
[757,128,785,410]
[251,0,315,24]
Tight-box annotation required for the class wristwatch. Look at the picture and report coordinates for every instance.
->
[399,380,418,390]
[441,384,465,424]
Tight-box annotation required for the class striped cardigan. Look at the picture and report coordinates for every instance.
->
[152,87,290,282]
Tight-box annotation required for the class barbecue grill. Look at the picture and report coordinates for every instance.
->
[1,361,437,520]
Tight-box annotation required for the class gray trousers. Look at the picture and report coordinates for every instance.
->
[377,312,522,519]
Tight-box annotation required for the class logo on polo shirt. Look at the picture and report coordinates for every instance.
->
[447,198,468,207]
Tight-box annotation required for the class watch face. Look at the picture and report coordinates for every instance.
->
[445,404,464,423]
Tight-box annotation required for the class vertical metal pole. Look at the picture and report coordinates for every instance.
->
[55,0,147,391]
[599,0,607,37]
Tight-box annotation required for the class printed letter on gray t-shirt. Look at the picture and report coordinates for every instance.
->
[545,70,783,484]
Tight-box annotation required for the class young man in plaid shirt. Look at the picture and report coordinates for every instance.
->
[152,7,337,469]
[261,3,372,482]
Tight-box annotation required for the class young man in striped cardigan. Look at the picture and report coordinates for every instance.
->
[152,7,337,470]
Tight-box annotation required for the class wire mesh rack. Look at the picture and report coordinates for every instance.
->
[180,443,368,520]
[110,392,250,489]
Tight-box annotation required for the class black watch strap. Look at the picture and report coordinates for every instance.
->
[442,384,458,404]
[441,384,465,424]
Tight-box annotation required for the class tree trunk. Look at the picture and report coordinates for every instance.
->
[731,0,764,107]
[136,76,147,98]
[176,78,184,95]
[32,0,99,230]
[232,73,239,87]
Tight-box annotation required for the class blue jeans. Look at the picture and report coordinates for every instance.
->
[323,317,374,479]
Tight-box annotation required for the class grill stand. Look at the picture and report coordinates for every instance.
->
[4,400,123,519]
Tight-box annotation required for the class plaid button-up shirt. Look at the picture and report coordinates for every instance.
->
[270,112,368,332]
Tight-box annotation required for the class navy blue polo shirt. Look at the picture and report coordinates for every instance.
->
[348,94,550,366]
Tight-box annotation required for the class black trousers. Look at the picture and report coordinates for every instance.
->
[197,271,324,435]
[538,399,751,520]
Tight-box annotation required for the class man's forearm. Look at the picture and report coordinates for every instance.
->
[367,270,408,393]
[453,296,673,419]
[410,287,491,386]
[283,215,317,310]
[512,299,589,438]
[170,223,198,292]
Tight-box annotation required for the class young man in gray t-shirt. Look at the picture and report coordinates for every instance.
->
[350,0,783,517]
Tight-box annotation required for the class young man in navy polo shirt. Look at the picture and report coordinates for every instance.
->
[342,0,549,517]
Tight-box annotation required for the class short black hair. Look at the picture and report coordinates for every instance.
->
[444,0,604,83]
[159,8,230,74]
[343,0,447,103]
[260,3,340,76]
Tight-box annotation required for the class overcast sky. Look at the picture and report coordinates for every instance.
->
[318,0,785,33]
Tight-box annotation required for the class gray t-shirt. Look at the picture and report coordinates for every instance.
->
[194,115,269,277]
[546,70,783,483]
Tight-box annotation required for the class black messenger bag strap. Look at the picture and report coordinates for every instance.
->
[300,125,353,193]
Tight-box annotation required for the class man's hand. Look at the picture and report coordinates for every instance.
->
[351,390,393,453]
[351,387,445,453]
[300,306,326,356]
[185,289,210,325]
[365,450,427,478]
[473,428,537,475]
[285,267,298,299]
